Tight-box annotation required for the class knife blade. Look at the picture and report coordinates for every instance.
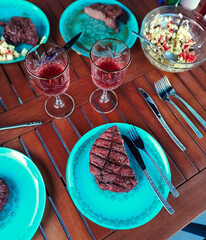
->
[138,88,186,152]
[48,32,82,61]
[122,135,174,215]
[63,32,82,51]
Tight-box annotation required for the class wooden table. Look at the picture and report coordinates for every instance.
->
[0,0,205,239]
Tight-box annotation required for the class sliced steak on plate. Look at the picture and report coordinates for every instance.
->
[89,125,137,193]
[3,17,39,45]
[84,3,128,32]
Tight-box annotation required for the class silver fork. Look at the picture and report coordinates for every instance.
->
[128,126,179,198]
[155,80,203,139]
[160,76,206,128]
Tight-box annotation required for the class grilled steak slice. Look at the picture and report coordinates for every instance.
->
[0,178,9,212]
[89,126,137,193]
[84,3,127,31]
[84,3,107,22]
[4,17,39,45]
[104,5,123,29]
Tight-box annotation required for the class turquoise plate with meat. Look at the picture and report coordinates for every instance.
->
[66,123,171,229]
[0,0,50,64]
[59,0,138,57]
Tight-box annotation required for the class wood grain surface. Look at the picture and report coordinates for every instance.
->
[0,0,205,240]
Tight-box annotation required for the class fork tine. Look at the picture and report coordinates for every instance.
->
[132,126,140,137]
[128,128,136,141]
[128,128,134,140]
[163,76,171,87]
[155,80,162,94]
[159,77,168,92]
[158,80,165,93]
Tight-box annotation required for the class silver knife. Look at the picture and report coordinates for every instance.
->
[0,121,42,130]
[122,135,175,215]
[48,32,82,61]
[138,88,186,151]
[128,126,179,198]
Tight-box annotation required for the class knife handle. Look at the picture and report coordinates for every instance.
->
[144,170,175,215]
[159,117,186,151]
[175,95,206,128]
[168,100,203,138]
[144,150,179,198]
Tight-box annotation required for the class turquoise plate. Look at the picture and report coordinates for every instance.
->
[0,147,46,240]
[59,0,138,57]
[0,0,50,64]
[66,123,171,229]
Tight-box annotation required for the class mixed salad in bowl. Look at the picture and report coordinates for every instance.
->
[143,15,196,64]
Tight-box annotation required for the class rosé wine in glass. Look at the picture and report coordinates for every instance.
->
[25,43,75,118]
[35,62,70,95]
[90,38,131,113]
[92,57,125,90]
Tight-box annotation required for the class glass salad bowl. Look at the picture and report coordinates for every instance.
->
[140,5,206,72]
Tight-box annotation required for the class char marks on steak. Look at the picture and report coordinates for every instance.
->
[0,178,9,212]
[3,17,39,45]
[84,3,128,31]
[89,126,137,192]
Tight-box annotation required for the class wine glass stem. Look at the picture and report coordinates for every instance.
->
[55,95,64,108]
[100,90,109,103]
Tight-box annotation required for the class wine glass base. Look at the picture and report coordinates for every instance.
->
[45,93,75,119]
[89,89,118,113]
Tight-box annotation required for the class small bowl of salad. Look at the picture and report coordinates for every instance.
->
[140,5,206,72]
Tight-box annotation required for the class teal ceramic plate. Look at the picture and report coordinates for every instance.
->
[0,0,50,64]
[59,0,138,57]
[66,123,171,229]
[0,147,46,240]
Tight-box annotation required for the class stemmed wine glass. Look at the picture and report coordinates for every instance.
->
[90,38,131,113]
[25,43,75,118]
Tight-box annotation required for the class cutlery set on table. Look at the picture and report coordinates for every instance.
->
[138,76,205,152]
[120,75,205,214]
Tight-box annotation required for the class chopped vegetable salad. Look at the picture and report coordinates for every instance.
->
[0,36,27,62]
[144,15,196,63]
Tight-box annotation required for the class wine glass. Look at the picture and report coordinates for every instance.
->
[90,38,131,113]
[25,43,75,118]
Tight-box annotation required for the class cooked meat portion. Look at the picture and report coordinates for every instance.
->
[3,17,39,45]
[104,5,123,29]
[84,3,128,31]
[0,178,9,212]
[89,126,137,193]
[84,3,107,22]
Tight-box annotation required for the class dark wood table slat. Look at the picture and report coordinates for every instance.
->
[2,64,36,103]
[0,66,20,109]
[20,130,92,240]
[32,228,45,240]
[177,71,206,109]
[190,67,206,90]
[37,121,69,181]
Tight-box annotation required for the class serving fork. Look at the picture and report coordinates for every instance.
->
[158,76,206,129]
[155,80,203,139]
[128,126,179,198]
